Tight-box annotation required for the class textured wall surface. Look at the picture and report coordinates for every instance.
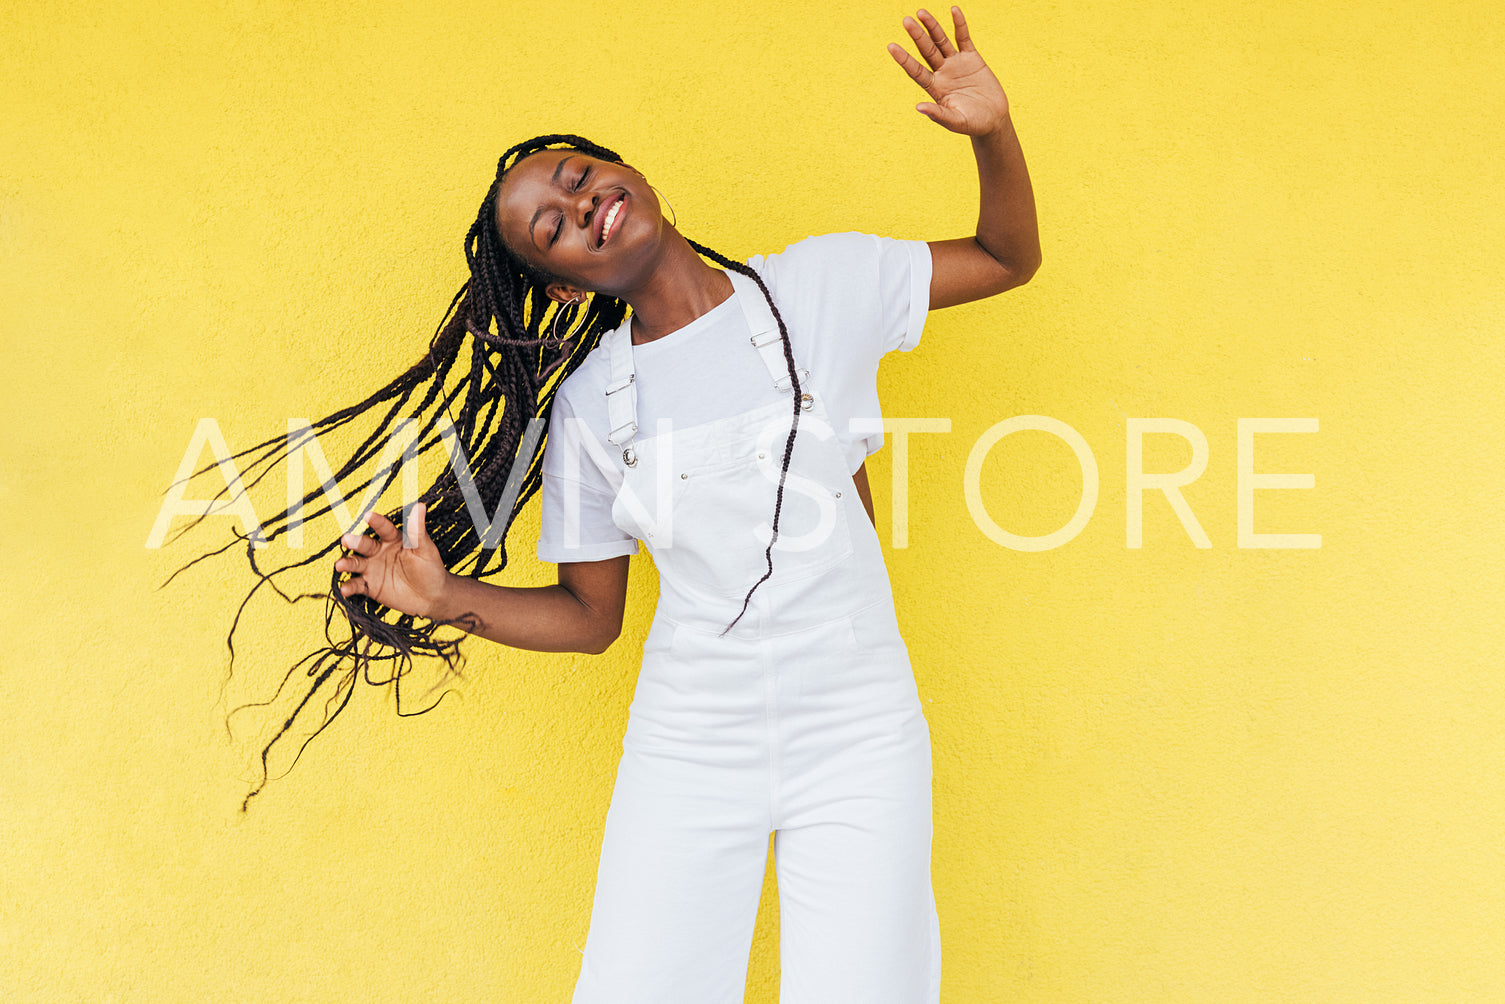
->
[3,1,1503,1001]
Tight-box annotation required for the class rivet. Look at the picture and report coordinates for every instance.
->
[680,472,688,479]
[835,491,843,498]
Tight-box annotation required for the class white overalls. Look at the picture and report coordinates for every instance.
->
[570,270,941,1004]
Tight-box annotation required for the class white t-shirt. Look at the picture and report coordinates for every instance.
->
[535,231,932,564]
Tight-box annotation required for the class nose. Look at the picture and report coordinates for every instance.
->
[571,188,599,235]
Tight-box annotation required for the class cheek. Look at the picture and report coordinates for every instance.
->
[496,226,553,277]
[493,192,543,260]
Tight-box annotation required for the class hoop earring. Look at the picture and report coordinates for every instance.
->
[650,184,677,227]
[547,296,581,343]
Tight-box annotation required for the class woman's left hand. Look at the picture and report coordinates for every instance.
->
[888,6,1010,137]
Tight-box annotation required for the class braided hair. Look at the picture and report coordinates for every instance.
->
[166,135,806,809]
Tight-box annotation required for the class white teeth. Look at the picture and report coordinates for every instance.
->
[601,197,622,244]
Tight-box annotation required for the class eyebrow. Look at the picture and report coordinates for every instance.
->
[527,156,577,248]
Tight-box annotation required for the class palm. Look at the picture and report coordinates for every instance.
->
[363,544,438,612]
[888,7,1009,137]
[336,504,450,618]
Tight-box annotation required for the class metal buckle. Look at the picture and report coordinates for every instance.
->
[774,368,811,393]
[605,373,635,395]
[749,330,780,348]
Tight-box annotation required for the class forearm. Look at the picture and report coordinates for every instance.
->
[970,115,1041,280]
[428,574,616,654]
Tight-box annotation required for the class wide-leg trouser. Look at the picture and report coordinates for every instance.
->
[570,608,941,1004]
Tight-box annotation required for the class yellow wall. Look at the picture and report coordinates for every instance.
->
[4,1,1502,1000]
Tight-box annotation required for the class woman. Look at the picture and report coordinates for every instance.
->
[239,7,1036,1001]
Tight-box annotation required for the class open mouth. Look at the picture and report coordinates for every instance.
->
[595,192,627,248]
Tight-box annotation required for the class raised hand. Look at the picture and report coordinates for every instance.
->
[888,6,1010,137]
[335,502,452,618]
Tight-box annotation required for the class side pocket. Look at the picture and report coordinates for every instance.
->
[848,600,910,662]
[843,601,927,743]
[641,618,678,658]
[624,621,683,754]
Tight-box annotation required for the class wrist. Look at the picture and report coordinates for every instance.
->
[971,112,1016,146]
[424,570,461,623]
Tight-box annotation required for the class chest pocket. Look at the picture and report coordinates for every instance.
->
[613,407,854,600]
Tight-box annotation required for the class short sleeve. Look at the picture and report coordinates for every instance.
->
[748,231,932,362]
[747,232,933,469]
[536,388,638,564]
[883,236,932,354]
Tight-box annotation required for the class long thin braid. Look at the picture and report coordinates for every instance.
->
[685,240,806,635]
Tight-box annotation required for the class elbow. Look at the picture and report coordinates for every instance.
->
[1018,248,1043,285]
[579,620,623,656]
[581,636,615,656]
[998,247,1042,292]
[973,233,1041,296]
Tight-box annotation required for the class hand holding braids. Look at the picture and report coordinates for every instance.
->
[167,134,806,809]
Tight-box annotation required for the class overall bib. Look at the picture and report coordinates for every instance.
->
[571,271,942,1004]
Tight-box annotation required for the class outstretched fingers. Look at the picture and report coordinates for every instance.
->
[892,6,976,101]
[950,6,975,52]
[887,41,937,95]
[914,8,958,59]
[903,13,948,70]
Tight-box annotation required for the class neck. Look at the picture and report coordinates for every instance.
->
[619,230,735,345]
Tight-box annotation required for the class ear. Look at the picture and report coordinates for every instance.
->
[545,282,586,305]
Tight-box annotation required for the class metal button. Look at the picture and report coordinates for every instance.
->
[680,472,688,479]
[835,491,843,498]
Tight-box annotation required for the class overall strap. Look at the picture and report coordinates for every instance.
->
[602,322,638,449]
[727,270,811,403]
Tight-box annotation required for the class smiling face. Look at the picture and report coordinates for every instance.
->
[494,149,664,301]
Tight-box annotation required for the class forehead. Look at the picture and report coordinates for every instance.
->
[497,150,575,208]
[504,149,575,189]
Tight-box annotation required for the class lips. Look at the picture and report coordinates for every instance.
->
[595,191,627,248]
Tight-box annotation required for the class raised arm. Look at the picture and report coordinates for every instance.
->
[336,503,628,654]
[888,6,1041,309]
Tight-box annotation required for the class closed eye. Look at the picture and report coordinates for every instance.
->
[549,166,592,245]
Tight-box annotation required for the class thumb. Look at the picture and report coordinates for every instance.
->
[916,102,964,131]
[404,501,430,549]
